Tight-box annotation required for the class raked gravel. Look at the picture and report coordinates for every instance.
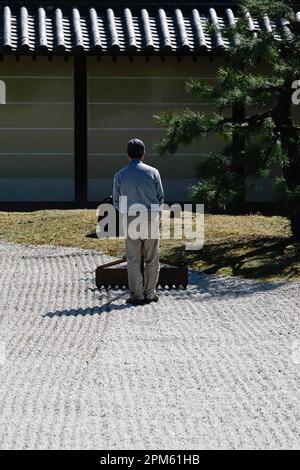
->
[0,240,299,449]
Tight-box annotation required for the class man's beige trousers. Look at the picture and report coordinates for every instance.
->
[124,214,160,299]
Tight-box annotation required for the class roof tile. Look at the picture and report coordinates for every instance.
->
[0,4,298,54]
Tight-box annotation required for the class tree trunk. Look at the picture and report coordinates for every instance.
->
[280,122,300,241]
[290,209,300,242]
[232,101,246,202]
[272,81,300,241]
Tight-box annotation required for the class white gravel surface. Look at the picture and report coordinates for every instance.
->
[0,240,299,450]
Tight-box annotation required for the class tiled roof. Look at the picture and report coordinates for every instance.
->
[0,4,299,55]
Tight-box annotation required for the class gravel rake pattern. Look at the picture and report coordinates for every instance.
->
[0,241,299,449]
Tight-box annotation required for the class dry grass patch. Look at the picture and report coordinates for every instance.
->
[0,210,299,281]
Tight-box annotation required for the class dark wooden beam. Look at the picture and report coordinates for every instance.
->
[74,55,87,208]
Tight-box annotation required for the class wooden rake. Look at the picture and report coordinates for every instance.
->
[96,257,188,290]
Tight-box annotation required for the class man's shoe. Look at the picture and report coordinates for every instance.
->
[144,293,159,304]
[126,297,145,306]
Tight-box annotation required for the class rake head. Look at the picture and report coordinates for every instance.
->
[96,258,188,290]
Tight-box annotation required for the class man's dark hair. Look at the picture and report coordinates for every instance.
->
[127,138,145,160]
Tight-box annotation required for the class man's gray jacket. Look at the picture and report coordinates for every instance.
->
[113,159,164,213]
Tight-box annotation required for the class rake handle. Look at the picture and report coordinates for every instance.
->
[97,258,127,269]
[98,257,186,270]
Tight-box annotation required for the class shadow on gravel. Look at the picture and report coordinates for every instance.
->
[44,303,130,318]
[91,276,286,304]
[183,272,286,300]
[44,262,294,320]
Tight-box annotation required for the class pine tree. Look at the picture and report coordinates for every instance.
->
[155,0,300,240]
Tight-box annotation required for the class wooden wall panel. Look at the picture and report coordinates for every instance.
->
[87,56,226,201]
[0,56,74,201]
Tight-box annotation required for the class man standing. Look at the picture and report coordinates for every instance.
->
[113,139,164,305]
